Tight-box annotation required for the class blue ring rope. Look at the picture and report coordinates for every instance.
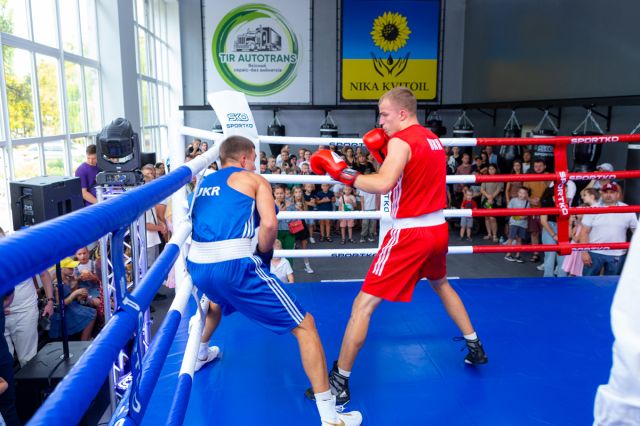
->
[0,166,192,296]
[28,243,181,425]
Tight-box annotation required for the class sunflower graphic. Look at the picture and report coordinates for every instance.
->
[371,12,411,52]
[369,12,411,77]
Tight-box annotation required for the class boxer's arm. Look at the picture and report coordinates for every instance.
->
[255,176,278,252]
[354,137,410,194]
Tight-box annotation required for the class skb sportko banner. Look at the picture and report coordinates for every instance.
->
[341,0,441,101]
[204,1,312,103]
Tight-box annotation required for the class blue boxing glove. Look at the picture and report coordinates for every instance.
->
[253,202,280,228]
[254,245,274,271]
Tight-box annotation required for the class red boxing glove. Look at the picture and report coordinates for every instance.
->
[363,128,389,164]
[310,150,360,186]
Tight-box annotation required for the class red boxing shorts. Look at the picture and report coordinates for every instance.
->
[362,223,448,302]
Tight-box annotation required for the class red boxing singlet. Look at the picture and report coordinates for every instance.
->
[389,124,446,218]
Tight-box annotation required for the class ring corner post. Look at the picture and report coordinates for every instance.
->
[554,140,571,253]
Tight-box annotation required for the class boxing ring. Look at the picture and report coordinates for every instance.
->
[0,91,638,425]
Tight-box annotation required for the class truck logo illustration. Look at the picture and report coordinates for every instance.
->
[234,25,282,52]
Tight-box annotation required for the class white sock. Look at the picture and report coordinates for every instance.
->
[338,367,351,378]
[198,342,209,359]
[315,390,338,423]
[464,332,478,341]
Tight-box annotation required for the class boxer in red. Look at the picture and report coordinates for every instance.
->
[309,87,488,405]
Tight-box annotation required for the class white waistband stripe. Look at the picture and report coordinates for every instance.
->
[392,210,445,229]
[187,238,253,263]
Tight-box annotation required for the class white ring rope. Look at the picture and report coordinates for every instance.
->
[264,174,477,185]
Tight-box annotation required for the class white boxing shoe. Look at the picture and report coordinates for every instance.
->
[322,410,362,426]
[194,346,221,372]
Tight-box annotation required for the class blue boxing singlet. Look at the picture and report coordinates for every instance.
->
[190,166,256,242]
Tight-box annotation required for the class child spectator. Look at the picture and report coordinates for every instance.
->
[471,155,485,173]
[504,187,530,263]
[267,156,276,172]
[74,246,104,326]
[333,185,344,237]
[454,153,473,206]
[480,164,504,242]
[292,186,314,273]
[459,190,477,241]
[562,207,587,276]
[271,239,294,283]
[448,146,462,170]
[303,183,317,243]
[260,160,269,174]
[339,186,357,244]
[505,160,524,204]
[49,258,96,341]
[274,185,295,254]
[315,183,335,242]
[299,162,311,175]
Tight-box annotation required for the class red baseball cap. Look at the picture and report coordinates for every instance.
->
[602,182,620,192]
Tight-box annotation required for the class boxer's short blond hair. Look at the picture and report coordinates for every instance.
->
[379,87,417,116]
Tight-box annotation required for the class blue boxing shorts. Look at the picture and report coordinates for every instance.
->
[187,256,306,334]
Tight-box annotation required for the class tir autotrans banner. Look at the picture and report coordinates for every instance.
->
[204,1,312,103]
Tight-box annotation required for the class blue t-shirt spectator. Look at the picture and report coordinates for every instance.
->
[315,190,334,211]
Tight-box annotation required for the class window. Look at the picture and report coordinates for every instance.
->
[2,0,29,40]
[135,0,171,159]
[0,148,9,231]
[65,61,85,134]
[71,137,89,171]
[31,0,59,48]
[36,54,62,136]
[1,0,102,228]
[3,46,36,139]
[44,140,66,176]
[12,143,41,179]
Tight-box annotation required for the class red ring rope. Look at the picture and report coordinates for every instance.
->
[452,133,639,256]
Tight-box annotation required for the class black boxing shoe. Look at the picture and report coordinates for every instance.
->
[455,337,488,365]
[304,361,351,406]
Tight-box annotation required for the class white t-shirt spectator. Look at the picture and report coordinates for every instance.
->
[582,202,637,256]
[145,209,162,248]
[271,258,293,283]
[8,278,37,313]
[359,190,377,211]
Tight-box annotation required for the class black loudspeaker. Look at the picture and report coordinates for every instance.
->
[10,176,83,231]
[14,341,110,425]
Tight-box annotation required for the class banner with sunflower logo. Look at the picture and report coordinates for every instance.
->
[204,1,312,103]
[341,0,441,101]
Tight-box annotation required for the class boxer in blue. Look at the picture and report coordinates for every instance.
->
[186,136,361,426]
